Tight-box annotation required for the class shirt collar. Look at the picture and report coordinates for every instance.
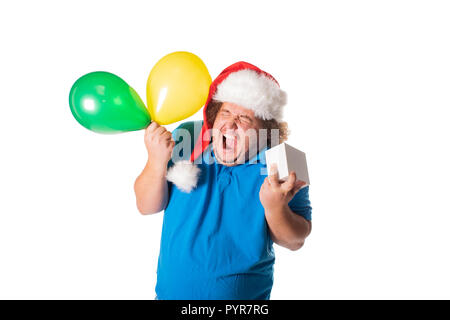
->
[208,144,268,166]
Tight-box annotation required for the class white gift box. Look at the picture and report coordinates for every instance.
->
[264,142,310,185]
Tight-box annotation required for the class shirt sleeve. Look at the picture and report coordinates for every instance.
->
[288,186,312,221]
[166,160,174,200]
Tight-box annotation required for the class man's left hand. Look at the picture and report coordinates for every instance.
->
[259,164,306,211]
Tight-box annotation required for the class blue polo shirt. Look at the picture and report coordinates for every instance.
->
[155,127,312,300]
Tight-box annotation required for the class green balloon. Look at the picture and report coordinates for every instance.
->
[69,71,151,134]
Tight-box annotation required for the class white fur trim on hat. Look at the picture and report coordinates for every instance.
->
[166,160,201,193]
[213,69,287,121]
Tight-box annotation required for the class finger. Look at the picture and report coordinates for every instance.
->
[268,164,280,187]
[294,180,306,189]
[145,121,159,134]
[154,126,167,137]
[160,130,172,141]
[261,178,269,190]
[281,171,296,192]
[292,180,307,195]
[165,130,173,139]
[166,138,175,149]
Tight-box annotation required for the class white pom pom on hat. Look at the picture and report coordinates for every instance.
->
[166,61,287,193]
[166,160,201,193]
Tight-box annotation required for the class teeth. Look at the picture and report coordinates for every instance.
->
[223,133,237,140]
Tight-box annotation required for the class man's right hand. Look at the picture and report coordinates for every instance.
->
[144,121,175,172]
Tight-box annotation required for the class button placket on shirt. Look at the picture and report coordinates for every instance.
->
[217,166,232,191]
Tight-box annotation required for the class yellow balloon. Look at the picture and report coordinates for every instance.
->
[146,51,212,125]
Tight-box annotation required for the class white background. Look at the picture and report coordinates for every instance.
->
[1,0,449,299]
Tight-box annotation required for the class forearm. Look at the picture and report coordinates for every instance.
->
[264,204,311,251]
[134,160,168,215]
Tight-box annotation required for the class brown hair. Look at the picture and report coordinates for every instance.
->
[205,100,289,148]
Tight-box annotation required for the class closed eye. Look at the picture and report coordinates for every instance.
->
[240,116,253,124]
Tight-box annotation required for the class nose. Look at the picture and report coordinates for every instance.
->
[222,117,238,130]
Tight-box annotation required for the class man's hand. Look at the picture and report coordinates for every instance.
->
[260,164,310,251]
[259,164,306,211]
[134,122,174,215]
[144,121,175,172]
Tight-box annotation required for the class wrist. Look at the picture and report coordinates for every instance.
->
[264,201,289,216]
[145,159,168,178]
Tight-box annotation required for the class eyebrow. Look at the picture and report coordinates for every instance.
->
[221,108,253,118]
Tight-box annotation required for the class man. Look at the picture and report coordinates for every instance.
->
[134,61,312,300]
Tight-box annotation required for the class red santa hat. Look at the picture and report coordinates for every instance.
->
[166,61,287,193]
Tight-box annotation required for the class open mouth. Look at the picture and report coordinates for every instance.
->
[222,133,238,152]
